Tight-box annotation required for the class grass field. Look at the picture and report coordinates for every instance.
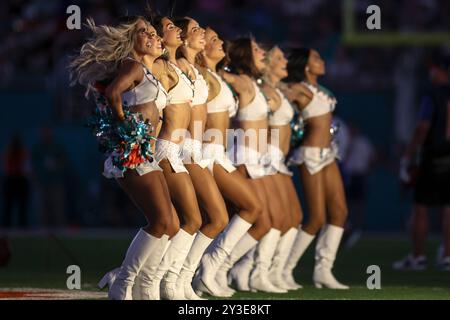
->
[1,232,450,300]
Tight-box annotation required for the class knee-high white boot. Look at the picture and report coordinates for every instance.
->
[313,224,349,289]
[108,229,163,300]
[216,232,257,294]
[249,228,286,293]
[282,226,315,289]
[132,234,170,300]
[155,229,195,300]
[269,227,298,290]
[178,231,213,300]
[193,215,252,297]
[98,267,120,290]
[229,245,256,291]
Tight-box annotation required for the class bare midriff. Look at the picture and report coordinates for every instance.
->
[269,124,292,155]
[188,104,208,142]
[158,103,191,143]
[239,119,269,154]
[302,113,333,148]
[205,111,229,147]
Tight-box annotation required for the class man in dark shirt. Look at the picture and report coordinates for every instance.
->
[394,53,450,271]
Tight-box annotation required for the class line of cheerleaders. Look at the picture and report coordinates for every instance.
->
[70,13,350,300]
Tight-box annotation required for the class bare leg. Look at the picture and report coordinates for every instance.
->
[268,174,295,233]
[213,165,262,224]
[159,159,202,234]
[116,170,173,237]
[299,164,326,235]
[281,174,303,227]
[322,162,348,228]
[185,164,228,238]
[237,165,272,240]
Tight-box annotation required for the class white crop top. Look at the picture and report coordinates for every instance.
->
[121,58,167,111]
[301,82,337,120]
[167,61,195,105]
[190,64,209,106]
[207,70,238,117]
[269,88,294,126]
[237,81,269,121]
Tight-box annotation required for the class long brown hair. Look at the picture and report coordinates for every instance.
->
[227,37,261,79]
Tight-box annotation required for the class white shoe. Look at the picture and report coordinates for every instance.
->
[160,278,185,300]
[249,229,287,293]
[313,225,349,290]
[216,232,257,293]
[392,254,427,271]
[152,229,195,293]
[268,228,297,291]
[437,256,450,271]
[98,267,120,290]
[193,273,232,298]
[195,215,251,297]
[282,271,303,290]
[177,232,213,299]
[133,234,170,300]
[108,229,162,300]
[179,276,206,300]
[284,227,315,283]
[229,247,255,291]
[215,268,236,295]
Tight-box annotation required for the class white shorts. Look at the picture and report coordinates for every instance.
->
[203,143,236,174]
[288,142,339,175]
[181,138,213,169]
[234,145,273,179]
[103,154,162,179]
[155,139,189,174]
[267,144,293,176]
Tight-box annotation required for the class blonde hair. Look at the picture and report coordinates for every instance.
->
[262,45,279,85]
[70,16,146,90]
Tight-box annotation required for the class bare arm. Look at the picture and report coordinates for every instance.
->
[404,121,431,160]
[104,60,143,121]
[284,83,313,109]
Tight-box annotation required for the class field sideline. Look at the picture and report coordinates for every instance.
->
[1,232,449,300]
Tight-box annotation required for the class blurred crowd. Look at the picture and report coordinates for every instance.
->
[0,0,448,230]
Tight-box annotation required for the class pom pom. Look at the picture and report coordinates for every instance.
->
[85,90,156,174]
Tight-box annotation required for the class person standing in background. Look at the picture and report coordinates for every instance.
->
[2,133,31,228]
[394,53,450,271]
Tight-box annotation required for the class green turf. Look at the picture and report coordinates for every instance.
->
[1,234,450,299]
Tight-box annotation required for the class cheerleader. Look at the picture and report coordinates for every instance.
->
[190,27,263,297]
[128,14,203,300]
[219,38,286,293]
[161,16,231,300]
[285,48,349,289]
[70,17,175,300]
[260,46,305,290]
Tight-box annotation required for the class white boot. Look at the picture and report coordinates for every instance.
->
[228,246,256,291]
[108,229,162,300]
[98,267,120,290]
[282,226,315,290]
[195,215,252,297]
[132,234,170,300]
[249,228,286,293]
[269,227,297,290]
[155,229,195,300]
[313,224,349,289]
[179,231,213,300]
[216,232,257,295]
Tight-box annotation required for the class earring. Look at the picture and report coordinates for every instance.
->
[305,66,310,72]
[184,40,188,47]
